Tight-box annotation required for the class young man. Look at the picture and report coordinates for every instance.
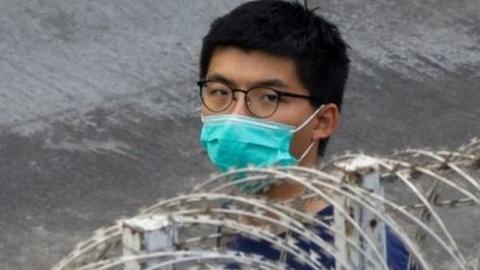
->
[197,1,414,269]
[199,0,347,198]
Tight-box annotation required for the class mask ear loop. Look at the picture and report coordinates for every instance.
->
[292,104,325,133]
[293,104,325,163]
[297,141,317,162]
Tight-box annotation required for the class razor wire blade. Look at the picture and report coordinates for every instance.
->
[53,137,480,270]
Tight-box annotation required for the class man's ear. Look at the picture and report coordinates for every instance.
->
[311,103,340,141]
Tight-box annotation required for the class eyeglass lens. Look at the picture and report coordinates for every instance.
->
[201,81,279,118]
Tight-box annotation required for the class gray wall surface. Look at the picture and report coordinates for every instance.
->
[0,0,479,269]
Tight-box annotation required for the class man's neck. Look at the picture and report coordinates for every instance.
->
[259,158,326,212]
[261,181,305,200]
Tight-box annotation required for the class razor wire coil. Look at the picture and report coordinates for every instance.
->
[53,138,480,270]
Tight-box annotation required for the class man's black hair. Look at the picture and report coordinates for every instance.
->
[200,0,350,157]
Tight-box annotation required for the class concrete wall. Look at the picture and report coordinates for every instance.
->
[0,0,479,269]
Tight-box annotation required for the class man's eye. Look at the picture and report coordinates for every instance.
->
[260,94,279,103]
[208,89,230,96]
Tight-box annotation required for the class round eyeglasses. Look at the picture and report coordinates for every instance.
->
[197,80,315,118]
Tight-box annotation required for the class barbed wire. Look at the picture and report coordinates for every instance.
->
[53,137,480,270]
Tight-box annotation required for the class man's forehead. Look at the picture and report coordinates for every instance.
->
[210,46,294,65]
[206,46,307,93]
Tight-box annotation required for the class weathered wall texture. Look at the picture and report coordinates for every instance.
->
[0,0,478,269]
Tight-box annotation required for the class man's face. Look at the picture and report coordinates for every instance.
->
[202,46,322,165]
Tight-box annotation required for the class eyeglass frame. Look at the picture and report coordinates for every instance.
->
[197,80,317,118]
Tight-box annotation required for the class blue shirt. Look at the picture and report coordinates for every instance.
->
[222,205,417,270]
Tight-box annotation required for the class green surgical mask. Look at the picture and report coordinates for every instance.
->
[200,106,323,193]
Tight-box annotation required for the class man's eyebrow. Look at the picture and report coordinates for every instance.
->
[206,73,288,89]
[206,73,233,86]
[254,79,288,89]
